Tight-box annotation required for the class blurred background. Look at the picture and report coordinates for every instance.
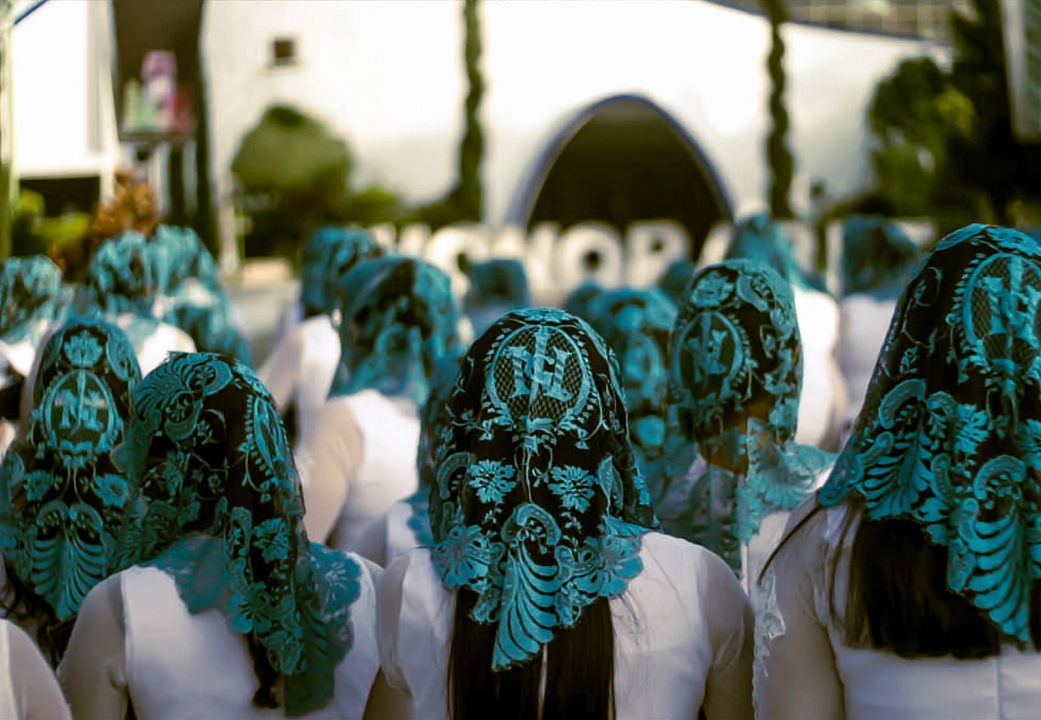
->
[0,0,1037,358]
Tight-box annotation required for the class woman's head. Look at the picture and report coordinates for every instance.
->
[726,212,823,291]
[0,256,69,345]
[821,224,1041,644]
[116,353,358,713]
[300,227,382,318]
[464,258,531,309]
[657,257,698,306]
[83,232,154,317]
[669,259,802,471]
[329,256,463,405]
[429,308,656,671]
[590,288,676,498]
[841,215,919,297]
[0,318,140,658]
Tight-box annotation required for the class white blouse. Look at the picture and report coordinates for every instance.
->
[792,286,846,449]
[296,390,420,560]
[377,532,754,720]
[257,314,340,445]
[755,500,1041,719]
[112,313,197,375]
[0,618,70,720]
[59,554,382,720]
[837,294,897,431]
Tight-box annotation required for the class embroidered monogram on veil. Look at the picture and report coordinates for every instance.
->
[428,309,658,671]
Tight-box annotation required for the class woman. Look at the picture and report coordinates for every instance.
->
[81,232,197,375]
[60,353,380,718]
[85,229,249,367]
[0,257,72,438]
[726,212,846,449]
[369,309,753,720]
[589,287,676,502]
[658,260,834,595]
[756,225,1041,718]
[462,258,531,338]
[259,227,382,444]
[836,215,919,433]
[0,257,70,383]
[296,257,463,559]
[0,318,141,665]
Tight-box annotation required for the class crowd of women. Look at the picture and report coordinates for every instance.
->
[0,212,1037,719]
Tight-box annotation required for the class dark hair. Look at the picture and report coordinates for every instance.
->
[448,590,615,720]
[0,563,72,667]
[831,500,1041,658]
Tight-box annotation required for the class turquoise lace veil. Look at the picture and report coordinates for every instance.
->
[114,353,361,715]
[726,212,825,292]
[662,260,833,570]
[589,287,677,502]
[328,256,463,406]
[407,357,466,547]
[820,224,1041,643]
[658,257,699,306]
[0,256,70,345]
[85,230,252,366]
[562,281,605,323]
[464,258,531,337]
[0,317,141,621]
[428,308,657,671]
[300,227,382,318]
[841,215,920,298]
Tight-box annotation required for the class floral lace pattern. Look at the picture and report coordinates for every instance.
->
[0,318,140,621]
[753,565,786,710]
[300,227,381,317]
[0,256,70,346]
[428,309,657,671]
[85,228,252,366]
[589,287,677,502]
[114,353,360,715]
[662,260,833,571]
[820,224,1041,643]
[328,257,463,406]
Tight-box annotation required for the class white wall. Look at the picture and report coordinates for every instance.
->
[12,0,120,185]
[203,0,934,250]
[12,0,935,243]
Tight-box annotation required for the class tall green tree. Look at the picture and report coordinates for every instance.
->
[867,0,1041,231]
[450,0,484,220]
[763,0,794,219]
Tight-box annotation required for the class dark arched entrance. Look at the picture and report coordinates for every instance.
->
[508,95,733,258]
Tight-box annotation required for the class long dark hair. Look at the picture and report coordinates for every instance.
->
[0,566,72,667]
[827,499,1041,658]
[449,590,615,720]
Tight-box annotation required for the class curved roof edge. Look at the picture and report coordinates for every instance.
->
[505,93,737,229]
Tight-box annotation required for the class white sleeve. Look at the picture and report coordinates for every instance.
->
[700,549,755,720]
[296,401,362,543]
[257,326,305,412]
[753,503,845,720]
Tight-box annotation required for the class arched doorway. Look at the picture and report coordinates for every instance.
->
[508,95,733,258]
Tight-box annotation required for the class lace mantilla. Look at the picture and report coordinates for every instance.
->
[328,257,463,406]
[428,309,657,671]
[821,224,1041,643]
[663,260,833,571]
[114,353,360,715]
[0,318,140,620]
